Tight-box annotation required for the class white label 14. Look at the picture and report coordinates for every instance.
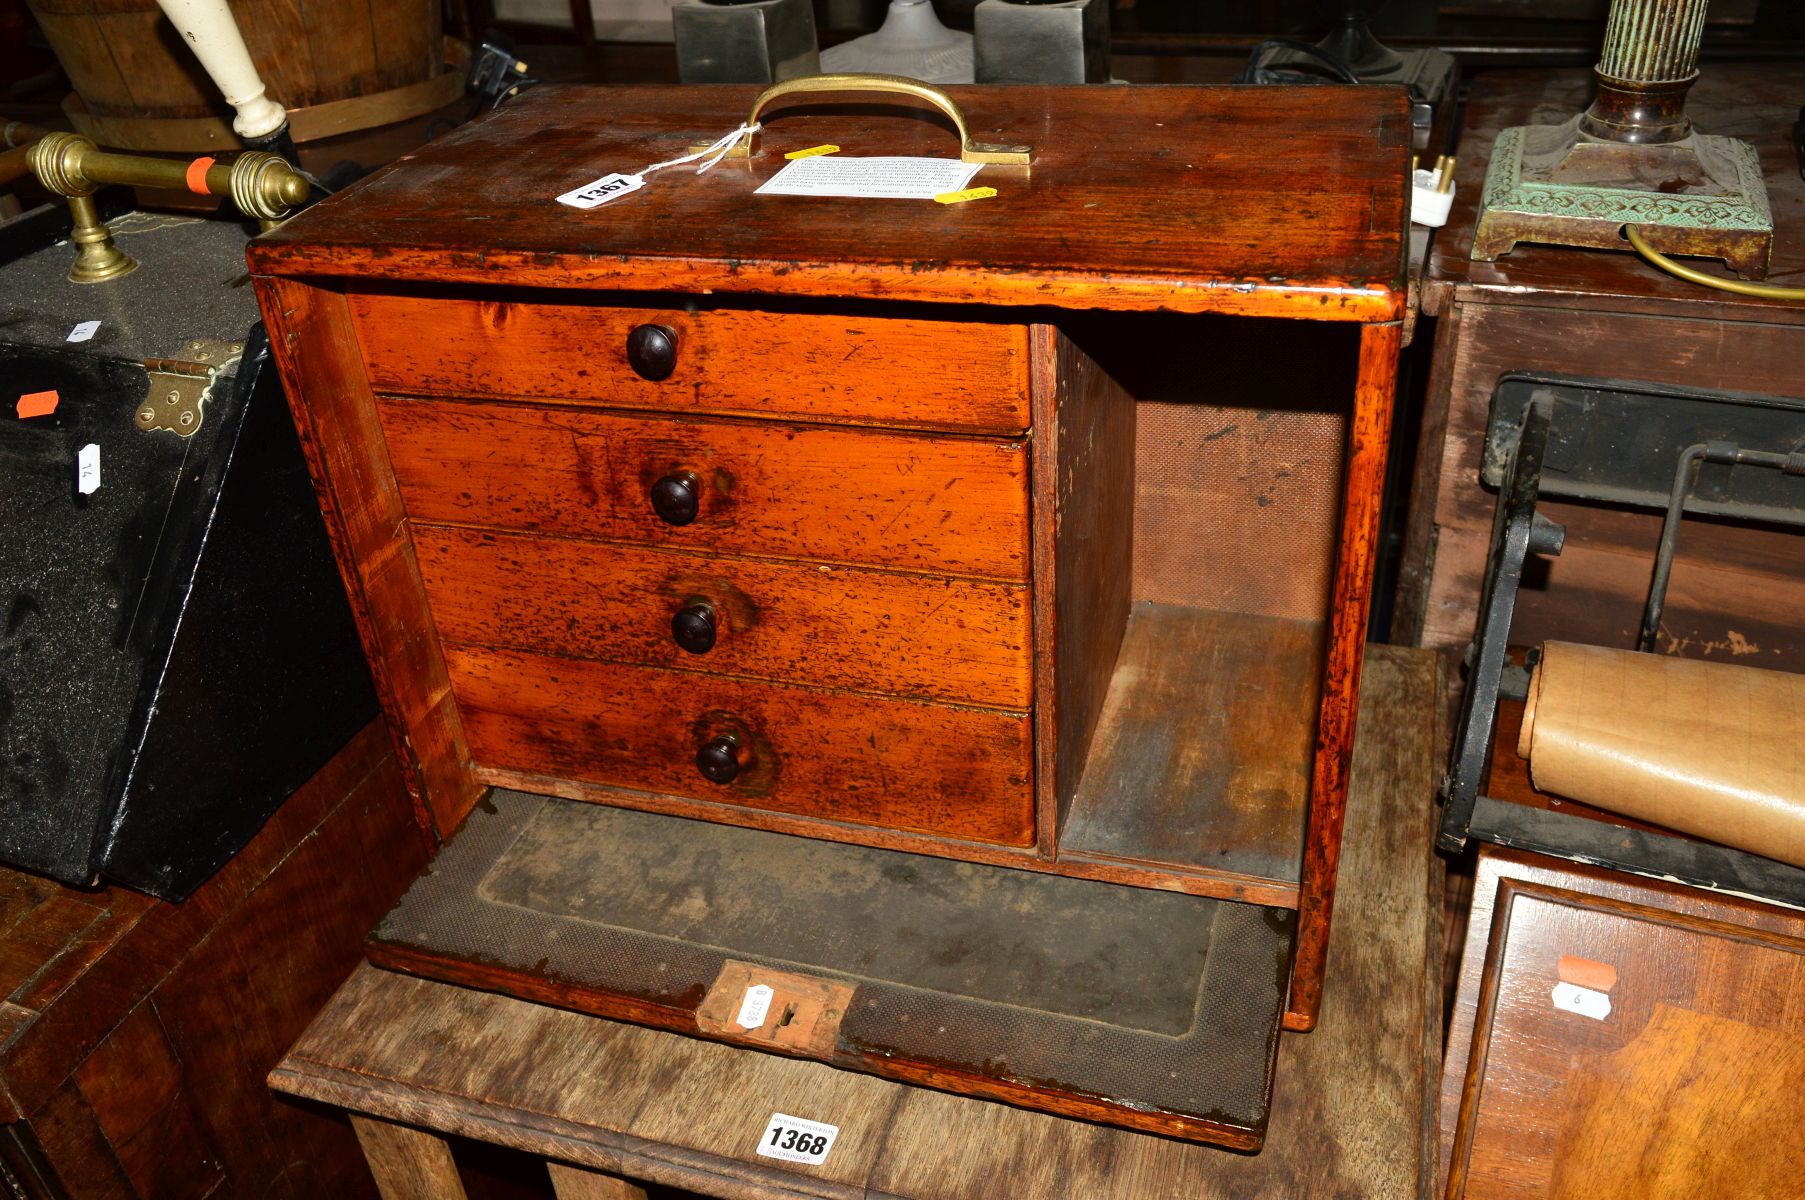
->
[556,172,645,209]
[756,1113,838,1165]
[67,320,101,343]
[77,443,101,494]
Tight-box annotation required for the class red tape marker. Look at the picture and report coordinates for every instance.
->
[16,390,59,419]
[185,156,216,195]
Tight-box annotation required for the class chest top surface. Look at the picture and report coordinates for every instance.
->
[248,84,1409,321]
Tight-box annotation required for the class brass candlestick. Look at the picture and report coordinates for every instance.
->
[1473,0,1772,279]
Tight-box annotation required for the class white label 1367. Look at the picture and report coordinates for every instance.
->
[755,1112,839,1165]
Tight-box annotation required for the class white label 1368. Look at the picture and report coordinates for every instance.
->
[755,1112,839,1165]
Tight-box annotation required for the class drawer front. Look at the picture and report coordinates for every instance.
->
[414,525,1032,709]
[447,645,1035,846]
[377,398,1031,580]
[350,293,1032,435]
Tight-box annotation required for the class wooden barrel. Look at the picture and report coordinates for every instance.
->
[26,0,462,151]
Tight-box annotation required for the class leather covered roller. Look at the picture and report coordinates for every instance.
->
[1518,641,1805,868]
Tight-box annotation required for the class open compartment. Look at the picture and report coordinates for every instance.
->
[1038,315,1365,912]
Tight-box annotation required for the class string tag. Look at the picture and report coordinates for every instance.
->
[556,121,761,210]
[557,173,645,209]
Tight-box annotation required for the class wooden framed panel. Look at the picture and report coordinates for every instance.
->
[1440,848,1805,1199]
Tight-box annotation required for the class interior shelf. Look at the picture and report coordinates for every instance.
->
[1058,602,1325,900]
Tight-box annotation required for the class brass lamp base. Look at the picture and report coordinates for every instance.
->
[1473,116,1774,279]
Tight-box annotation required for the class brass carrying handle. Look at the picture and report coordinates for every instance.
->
[29,131,309,221]
[27,131,312,284]
[731,73,1032,165]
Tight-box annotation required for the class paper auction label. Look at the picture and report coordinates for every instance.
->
[756,1112,839,1165]
[756,156,982,201]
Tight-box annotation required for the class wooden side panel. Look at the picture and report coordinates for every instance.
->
[1028,325,1136,852]
[256,276,482,839]
[21,1083,136,1200]
[350,293,1033,435]
[448,644,1035,847]
[375,397,1032,581]
[1286,321,1400,1031]
[412,525,1032,709]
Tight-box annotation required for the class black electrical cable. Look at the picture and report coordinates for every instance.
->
[1231,39,1362,86]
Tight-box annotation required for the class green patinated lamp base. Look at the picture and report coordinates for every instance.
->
[1473,115,1774,280]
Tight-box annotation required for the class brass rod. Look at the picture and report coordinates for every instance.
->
[0,143,33,187]
[2,119,51,149]
[79,148,215,193]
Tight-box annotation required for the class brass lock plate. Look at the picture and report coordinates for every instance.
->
[137,337,244,437]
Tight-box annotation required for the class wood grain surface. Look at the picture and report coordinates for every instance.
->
[1439,849,1805,1199]
[1286,319,1401,1031]
[257,276,483,839]
[274,645,1441,1199]
[0,721,425,1198]
[547,1162,651,1200]
[375,397,1032,581]
[1030,325,1135,854]
[349,292,1032,435]
[250,86,1408,322]
[448,644,1035,846]
[29,0,436,116]
[352,1114,468,1200]
[1444,864,1805,1199]
[348,1111,465,1198]
[411,524,1032,709]
[1059,605,1322,892]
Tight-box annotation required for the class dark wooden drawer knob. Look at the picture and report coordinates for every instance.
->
[695,733,746,784]
[627,324,678,381]
[650,472,700,526]
[671,603,717,654]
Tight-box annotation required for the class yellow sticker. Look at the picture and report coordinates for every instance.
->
[934,186,998,205]
[784,144,840,160]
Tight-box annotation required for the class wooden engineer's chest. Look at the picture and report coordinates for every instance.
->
[252,79,1409,1145]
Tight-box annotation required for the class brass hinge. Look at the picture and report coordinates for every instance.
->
[136,338,244,437]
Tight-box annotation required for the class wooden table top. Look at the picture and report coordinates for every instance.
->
[249,84,1409,322]
[270,645,1440,1200]
[1425,64,1805,324]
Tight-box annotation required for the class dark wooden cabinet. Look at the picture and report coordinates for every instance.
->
[253,82,1407,1125]
[0,723,425,1200]
[1398,65,1805,686]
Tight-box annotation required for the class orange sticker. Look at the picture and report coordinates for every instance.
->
[1557,955,1618,993]
[185,156,216,195]
[16,390,58,419]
